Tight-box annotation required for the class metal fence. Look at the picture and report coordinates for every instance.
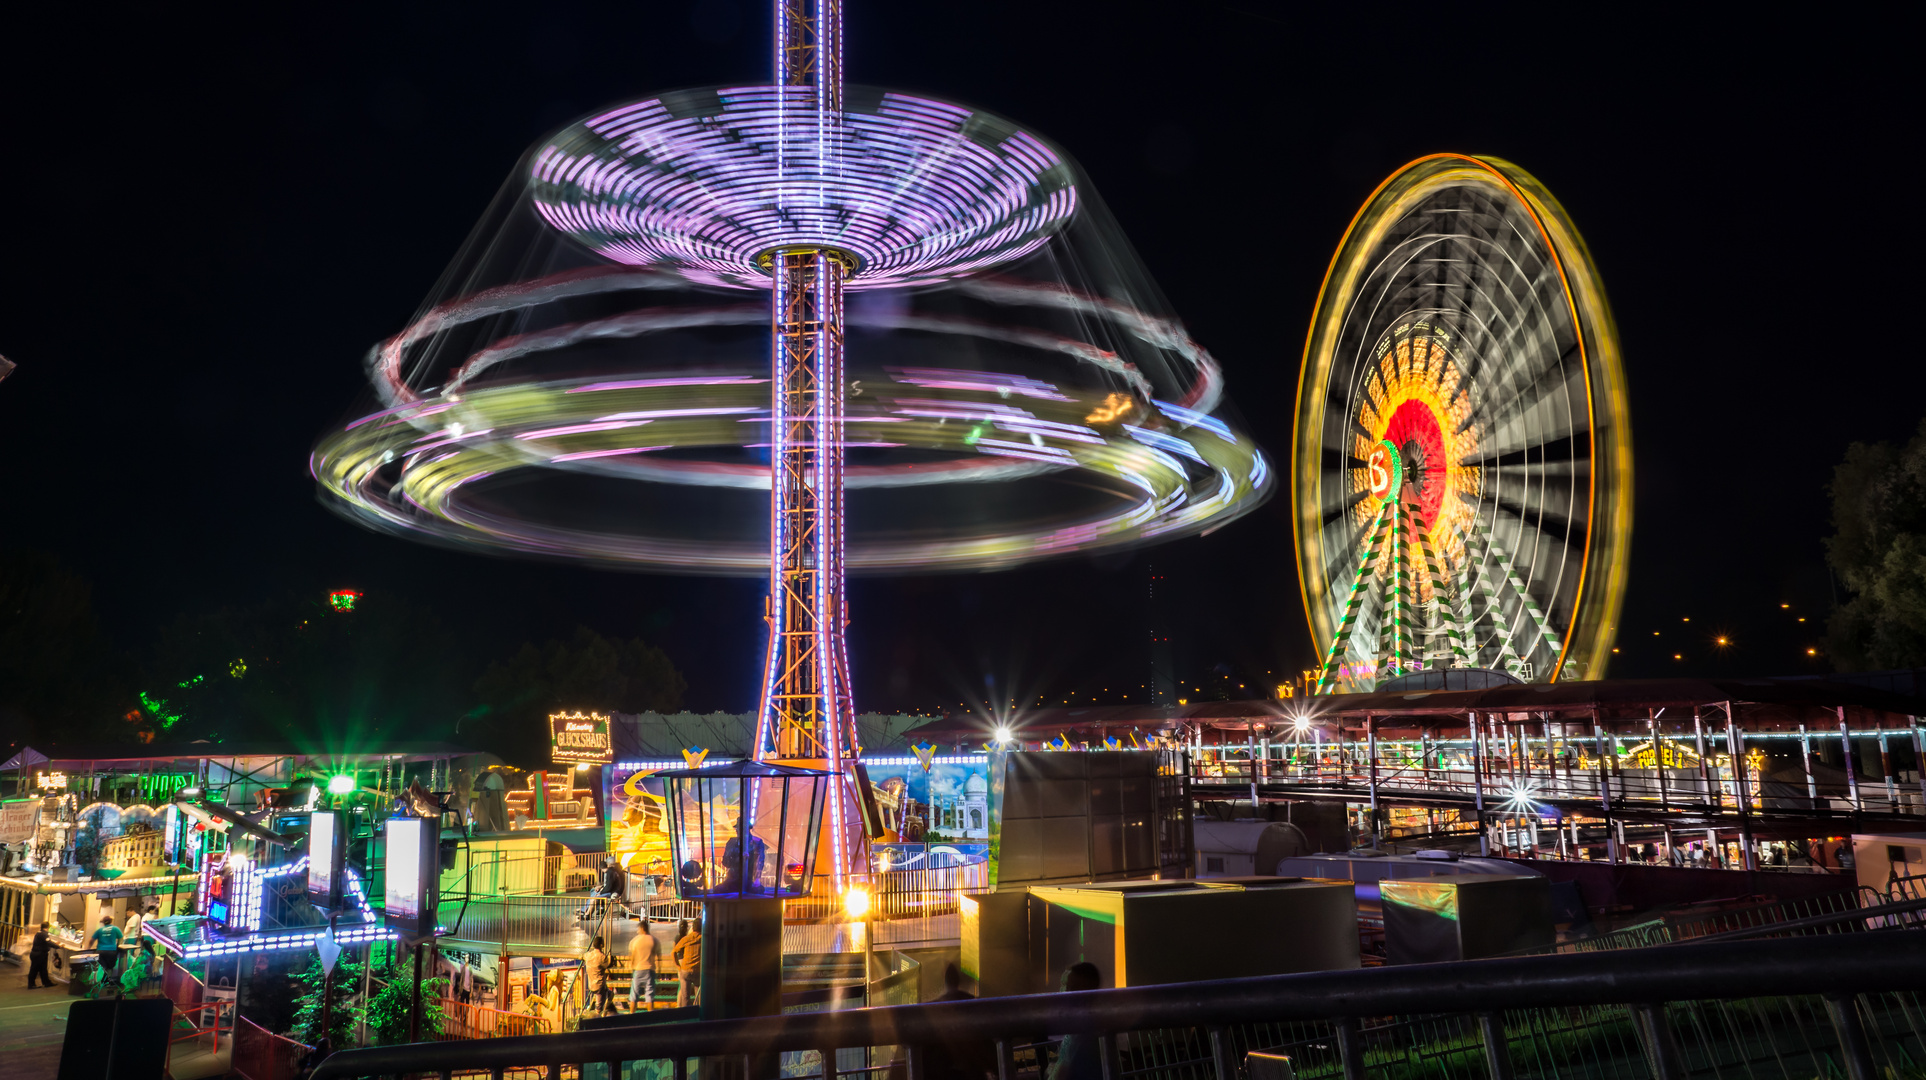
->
[313,911,1926,1080]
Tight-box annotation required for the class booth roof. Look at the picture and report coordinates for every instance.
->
[904,676,1926,741]
[611,712,937,760]
[0,740,484,771]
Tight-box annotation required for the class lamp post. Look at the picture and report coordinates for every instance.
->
[658,760,829,1035]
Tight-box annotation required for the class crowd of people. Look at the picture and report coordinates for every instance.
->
[22,902,162,996]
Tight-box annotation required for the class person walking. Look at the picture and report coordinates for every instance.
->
[1046,963,1103,1080]
[90,914,125,990]
[583,937,612,1015]
[627,924,658,1012]
[922,963,992,1080]
[673,919,702,1008]
[27,923,55,989]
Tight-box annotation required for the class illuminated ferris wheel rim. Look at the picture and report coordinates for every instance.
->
[529,84,1077,292]
[1291,153,1631,686]
[311,374,1271,574]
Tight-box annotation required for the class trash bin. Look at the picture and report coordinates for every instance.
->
[68,953,98,996]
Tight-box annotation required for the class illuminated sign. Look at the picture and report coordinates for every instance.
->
[1366,438,1403,500]
[138,774,194,801]
[549,711,613,765]
[36,772,67,791]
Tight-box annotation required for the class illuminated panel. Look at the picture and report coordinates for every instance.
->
[308,810,340,907]
[385,817,426,926]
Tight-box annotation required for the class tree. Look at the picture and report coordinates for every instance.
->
[1826,418,1926,670]
[141,590,479,748]
[363,947,447,1045]
[289,951,364,1049]
[471,626,686,766]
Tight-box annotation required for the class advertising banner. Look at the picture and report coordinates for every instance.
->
[0,799,37,844]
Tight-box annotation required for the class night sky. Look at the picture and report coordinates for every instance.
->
[0,4,1913,718]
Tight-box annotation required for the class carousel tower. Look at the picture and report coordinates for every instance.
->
[753,0,863,883]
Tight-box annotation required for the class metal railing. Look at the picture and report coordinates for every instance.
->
[1191,750,1926,819]
[1514,892,1926,956]
[313,921,1926,1080]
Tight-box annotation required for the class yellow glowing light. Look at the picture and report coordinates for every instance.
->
[1716,637,1728,646]
[844,887,871,919]
[1177,698,1188,705]
[1083,392,1134,425]
[37,772,67,791]
[1780,604,1790,609]
[1673,654,1682,660]
[1275,684,1293,699]
[1807,648,1817,656]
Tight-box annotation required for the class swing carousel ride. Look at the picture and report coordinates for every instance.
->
[311,0,1270,881]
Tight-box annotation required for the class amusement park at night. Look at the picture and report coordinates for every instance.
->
[0,3,1921,1080]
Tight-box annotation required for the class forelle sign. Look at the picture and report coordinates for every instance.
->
[550,711,613,765]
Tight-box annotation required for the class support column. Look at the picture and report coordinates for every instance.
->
[1593,712,1616,864]
[1470,712,1488,857]
[1839,707,1862,813]
[1800,724,1818,809]
[1694,709,1715,811]
[1880,732,1897,809]
[1725,704,1756,873]
[1914,721,1925,814]
[1365,716,1380,847]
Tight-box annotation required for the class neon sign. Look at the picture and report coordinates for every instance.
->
[549,711,613,765]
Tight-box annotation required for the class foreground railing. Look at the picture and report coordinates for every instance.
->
[312,928,1925,1080]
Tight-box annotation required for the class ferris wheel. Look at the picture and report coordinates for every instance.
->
[1293,154,1631,692]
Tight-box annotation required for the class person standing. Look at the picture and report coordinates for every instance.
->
[583,937,612,1015]
[27,923,55,989]
[627,925,658,1012]
[459,957,474,1004]
[673,920,702,1008]
[90,915,125,991]
[124,905,145,945]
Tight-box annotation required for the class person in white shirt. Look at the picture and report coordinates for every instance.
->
[124,907,144,943]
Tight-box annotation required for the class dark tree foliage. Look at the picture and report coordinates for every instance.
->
[140,591,478,749]
[1826,418,1926,670]
[0,549,132,746]
[471,626,687,766]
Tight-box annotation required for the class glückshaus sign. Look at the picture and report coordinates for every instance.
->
[549,711,613,765]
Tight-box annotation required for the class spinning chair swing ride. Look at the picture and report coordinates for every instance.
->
[313,0,1269,881]
[1293,155,1631,694]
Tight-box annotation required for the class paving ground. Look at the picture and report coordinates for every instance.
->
[0,955,76,1080]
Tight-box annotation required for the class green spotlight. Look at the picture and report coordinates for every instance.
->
[328,774,356,795]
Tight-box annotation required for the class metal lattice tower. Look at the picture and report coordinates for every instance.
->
[752,0,864,883]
